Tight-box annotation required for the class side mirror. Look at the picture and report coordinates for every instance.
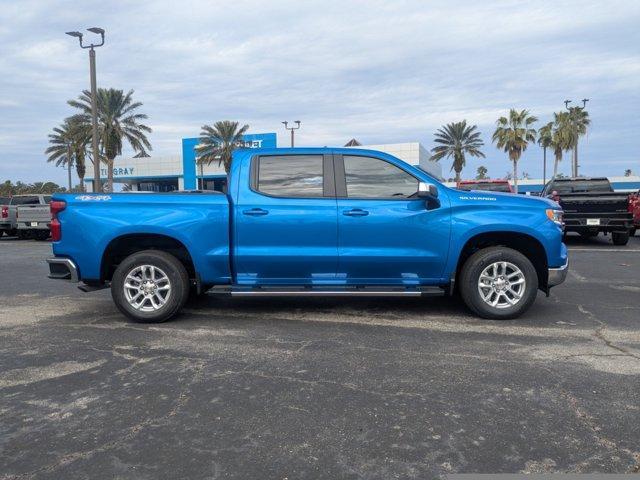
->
[418,182,438,198]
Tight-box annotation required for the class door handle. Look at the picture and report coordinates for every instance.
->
[243,208,269,216]
[343,208,369,217]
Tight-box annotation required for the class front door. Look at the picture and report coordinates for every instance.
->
[234,154,338,285]
[335,154,450,285]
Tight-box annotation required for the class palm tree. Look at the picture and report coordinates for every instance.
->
[566,107,590,177]
[476,166,488,180]
[537,122,553,184]
[549,112,575,178]
[492,109,537,193]
[69,88,152,192]
[46,117,90,191]
[195,121,250,181]
[45,120,75,190]
[430,121,485,184]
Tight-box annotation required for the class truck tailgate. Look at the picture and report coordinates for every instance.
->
[17,205,50,224]
[558,192,629,214]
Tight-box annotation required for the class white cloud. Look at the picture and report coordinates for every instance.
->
[1,0,639,183]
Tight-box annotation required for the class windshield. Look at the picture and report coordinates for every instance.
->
[550,179,612,194]
[458,183,511,192]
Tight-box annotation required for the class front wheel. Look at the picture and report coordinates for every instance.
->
[612,231,630,246]
[459,247,538,320]
[111,250,190,323]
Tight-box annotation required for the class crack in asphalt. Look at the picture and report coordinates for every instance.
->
[577,304,640,361]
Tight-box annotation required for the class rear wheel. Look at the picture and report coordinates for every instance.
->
[459,247,538,320]
[111,250,190,323]
[612,231,630,246]
[7,229,18,237]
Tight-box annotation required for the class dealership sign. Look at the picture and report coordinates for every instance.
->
[101,167,135,176]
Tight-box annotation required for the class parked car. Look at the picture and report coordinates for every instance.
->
[629,189,640,236]
[16,194,52,240]
[47,148,568,322]
[1,194,51,238]
[457,179,513,193]
[542,177,633,245]
[0,196,16,237]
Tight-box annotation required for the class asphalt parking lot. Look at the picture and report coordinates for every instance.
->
[1,235,639,479]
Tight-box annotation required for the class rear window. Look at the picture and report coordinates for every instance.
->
[550,179,612,194]
[458,183,511,192]
[43,196,52,203]
[0,196,10,205]
[10,196,39,205]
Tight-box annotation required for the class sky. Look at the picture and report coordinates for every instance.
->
[1,0,639,186]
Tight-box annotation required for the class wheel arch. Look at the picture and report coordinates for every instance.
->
[454,231,549,290]
[101,233,196,282]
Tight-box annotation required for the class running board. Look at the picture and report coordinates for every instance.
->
[209,286,445,297]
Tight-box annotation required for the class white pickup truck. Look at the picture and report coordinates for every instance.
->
[15,194,52,240]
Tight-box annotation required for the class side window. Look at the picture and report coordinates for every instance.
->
[43,196,52,204]
[257,155,324,197]
[343,155,418,198]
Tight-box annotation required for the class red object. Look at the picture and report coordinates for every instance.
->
[50,200,66,242]
[1,206,7,218]
[629,190,640,227]
[457,179,514,193]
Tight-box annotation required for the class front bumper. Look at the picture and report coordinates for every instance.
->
[47,257,79,282]
[548,259,569,287]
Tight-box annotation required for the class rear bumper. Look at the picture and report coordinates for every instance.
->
[18,222,50,230]
[563,214,632,232]
[47,257,79,282]
[548,259,569,287]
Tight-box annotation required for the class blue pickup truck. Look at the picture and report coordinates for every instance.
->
[47,148,568,322]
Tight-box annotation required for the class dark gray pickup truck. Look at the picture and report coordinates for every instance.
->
[542,177,632,245]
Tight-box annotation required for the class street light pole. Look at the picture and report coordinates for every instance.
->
[66,27,105,193]
[282,120,301,147]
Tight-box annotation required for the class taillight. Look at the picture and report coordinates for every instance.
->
[1,206,7,218]
[50,200,66,242]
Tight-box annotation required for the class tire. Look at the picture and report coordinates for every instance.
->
[111,250,190,323]
[459,247,538,320]
[612,231,629,246]
[7,229,18,237]
[0,230,3,238]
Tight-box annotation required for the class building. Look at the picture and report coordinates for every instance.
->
[85,135,443,192]
[85,133,277,192]
[85,133,636,194]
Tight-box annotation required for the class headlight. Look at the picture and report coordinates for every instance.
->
[546,209,564,226]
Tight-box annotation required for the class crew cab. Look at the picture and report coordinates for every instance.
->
[47,148,568,322]
[457,179,513,193]
[542,177,632,245]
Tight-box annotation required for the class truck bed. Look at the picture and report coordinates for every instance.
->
[51,191,232,285]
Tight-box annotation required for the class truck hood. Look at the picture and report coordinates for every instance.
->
[450,189,559,209]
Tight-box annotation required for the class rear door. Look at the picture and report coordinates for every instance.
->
[335,154,450,285]
[234,154,338,285]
